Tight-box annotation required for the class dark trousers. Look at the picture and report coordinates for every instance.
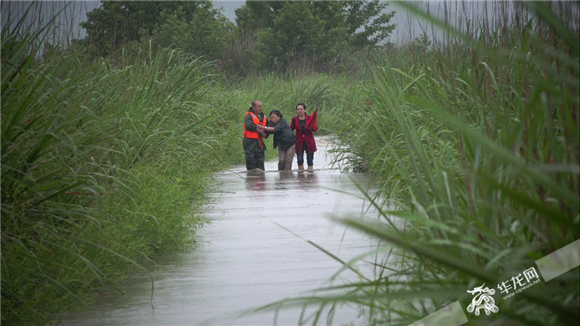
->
[296,147,314,166]
[245,150,265,170]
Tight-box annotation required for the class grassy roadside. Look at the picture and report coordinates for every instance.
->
[7,2,577,325]
[0,21,246,323]
[278,2,579,325]
[1,16,358,323]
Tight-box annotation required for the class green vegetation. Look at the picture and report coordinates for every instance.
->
[2,1,578,325]
[233,1,395,72]
[3,38,199,326]
[260,2,579,326]
[0,4,359,323]
[1,7,242,323]
[80,1,233,60]
[75,0,394,76]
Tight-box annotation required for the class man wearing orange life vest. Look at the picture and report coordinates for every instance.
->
[243,100,268,171]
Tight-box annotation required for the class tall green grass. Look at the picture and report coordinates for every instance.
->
[6,2,577,325]
[1,6,363,323]
[1,9,245,324]
[222,72,361,163]
[268,2,579,325]
[232,73,353,134]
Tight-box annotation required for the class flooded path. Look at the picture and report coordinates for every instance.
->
[57,137,379,326]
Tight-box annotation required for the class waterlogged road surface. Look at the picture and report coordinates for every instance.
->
[57,137,380,326]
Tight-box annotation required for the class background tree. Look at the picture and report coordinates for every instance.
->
[81,1,232,59]
[234,0,396,72]
[150,2,233,61]
[343,0,396,47]
[234,1,286,33]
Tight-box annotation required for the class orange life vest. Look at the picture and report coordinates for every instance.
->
[243,111,267,139]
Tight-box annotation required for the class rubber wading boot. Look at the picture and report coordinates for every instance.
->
[298,165,304,172]
[307,166,314,172]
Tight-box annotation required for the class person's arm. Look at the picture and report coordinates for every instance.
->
[266,119,286,133]
[261,119,269,138]
[264,121,275,133]
[290,117,295,131]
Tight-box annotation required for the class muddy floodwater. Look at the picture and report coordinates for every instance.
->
[57,137,381,326]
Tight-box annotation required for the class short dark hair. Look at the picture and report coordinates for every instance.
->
[252,100,260,107]
[269,110,282,118]
[296,103,306,111]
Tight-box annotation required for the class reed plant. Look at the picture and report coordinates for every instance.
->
[1,6,358,322]
[265,2,579,325]
[1,7,244,323]
[232,72,359,136]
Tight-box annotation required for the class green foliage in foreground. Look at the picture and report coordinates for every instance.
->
[0,10,361,322]
[258,2,579,326]
[4,2,577,325]
[0,20,247,323]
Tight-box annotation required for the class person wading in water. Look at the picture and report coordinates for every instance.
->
[264,110,296,171]
[290,103,317,172]
[243,100,268,171]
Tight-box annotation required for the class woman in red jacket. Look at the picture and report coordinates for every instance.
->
[290,103,317,172]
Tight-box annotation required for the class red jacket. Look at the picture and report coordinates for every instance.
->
[291,114,317,154]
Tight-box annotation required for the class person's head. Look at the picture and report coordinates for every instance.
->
[269,110,282,124]
[251,100,263,114]
[296,103,306,117]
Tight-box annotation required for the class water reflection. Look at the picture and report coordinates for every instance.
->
[245,171,266,191]
[274,171,296,190]
[297,171,318,189]
[56,137,378,326]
